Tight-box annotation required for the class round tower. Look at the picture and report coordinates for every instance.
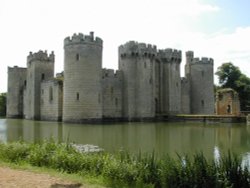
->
[7,66,27,118]
[190,57,214,114]
[63,32,103,123]
[158,49,182,114]
[119,41,157,120]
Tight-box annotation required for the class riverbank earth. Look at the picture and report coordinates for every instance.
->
[0,166,101,188]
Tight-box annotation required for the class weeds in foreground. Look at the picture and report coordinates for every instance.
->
[0,140,249,188]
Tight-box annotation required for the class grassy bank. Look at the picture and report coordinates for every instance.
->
[0,140,249,188]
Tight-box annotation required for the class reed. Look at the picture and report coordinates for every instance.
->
[0,140,249,188]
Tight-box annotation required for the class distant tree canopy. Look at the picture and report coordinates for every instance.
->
[0,93,6,116]
[216,62,250,111]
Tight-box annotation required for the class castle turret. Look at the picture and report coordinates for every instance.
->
[189,56,214,114]
[185,51,194,76]
[157,48,182,114]
[119,41,157,120]
[7,66,27,118]
[25,50,55,120]
[63,32,103,123]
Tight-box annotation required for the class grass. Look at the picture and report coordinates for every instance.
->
[0,140,249,188]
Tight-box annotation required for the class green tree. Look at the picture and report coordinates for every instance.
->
[216,63,250,111]
[0,93,6,117]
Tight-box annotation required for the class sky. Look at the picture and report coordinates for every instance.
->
[0,0,250,92]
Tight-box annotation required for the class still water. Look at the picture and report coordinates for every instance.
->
[0,118,250,160]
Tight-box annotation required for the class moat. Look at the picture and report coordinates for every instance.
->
[1,118,250,161]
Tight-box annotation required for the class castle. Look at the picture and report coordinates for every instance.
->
[7,32,214,123]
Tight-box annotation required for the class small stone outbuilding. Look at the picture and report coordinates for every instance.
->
[215,88,240,115]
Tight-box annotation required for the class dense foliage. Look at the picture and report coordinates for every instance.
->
[0,93,6,117]
[0,140,249,188]
[216,63,250,111]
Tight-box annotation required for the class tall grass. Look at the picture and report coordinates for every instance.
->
[0,140,249,188]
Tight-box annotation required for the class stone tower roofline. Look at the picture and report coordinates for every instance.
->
[119,41,157,58]
[27,50,55,65]
[191,57,214,65]
[102,68,122,79]
[8,66,27,72]
[158,48,182,62]
[186,51,194,59]
[64,32,103,47]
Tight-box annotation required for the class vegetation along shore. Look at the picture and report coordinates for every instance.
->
[0,140,250,188]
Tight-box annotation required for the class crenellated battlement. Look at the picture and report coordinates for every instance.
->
[158,48,182,62]
[186,51,194,58]
[27,50,54,65]
[64,32,103,47]
[192,57,214,65]
[8,66,27,72]
[102,69,123,79]
[119,41,157,58]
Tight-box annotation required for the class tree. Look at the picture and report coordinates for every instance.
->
[0,93,6,117]
[216,63,250,111]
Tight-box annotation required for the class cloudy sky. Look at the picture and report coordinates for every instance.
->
[0,0,250,92]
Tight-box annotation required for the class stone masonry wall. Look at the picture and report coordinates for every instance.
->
[25,51,55,120]
[181,77,191,114]
[7,66,27,118]
[190,58,214,114]
[40,79,63,121]
[119,41,156,120]
[63,32,103,123]
[102,69,123,118]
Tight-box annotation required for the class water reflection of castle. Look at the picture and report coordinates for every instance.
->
[4,120,249,158]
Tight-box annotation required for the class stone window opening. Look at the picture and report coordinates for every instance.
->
[149,77,152,84]
[76,92,79,101]
[24,80,27,87]
[115,98,118,107]
[49,87,53,102]
[76,53,80,61]
[201,70,204,77]
[144,62,147,68]
[111,87,114,95]
[227,105,231,114]
[41,73,45,81]
[201,100,204,107]
[98,93,101,104]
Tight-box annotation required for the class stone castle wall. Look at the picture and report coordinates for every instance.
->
[157,49,182,114]
[181,77,190,114]
[7,66,27,118]
[119,41,156,120]
[40,79,63,121]
[25,51,55,120]
[102,69,123,118]
[189,56,214,114]
[215,89,240,115]
[63,32,103,123]
[7,32,215,123]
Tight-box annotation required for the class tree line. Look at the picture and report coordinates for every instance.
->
[0,93,6,116]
